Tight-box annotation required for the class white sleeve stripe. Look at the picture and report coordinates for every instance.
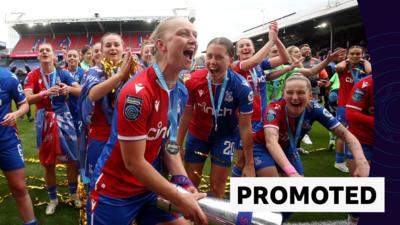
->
[329,122,341,130]
[346,104,362,111]
[118,135,148,141]
[240,110,253,114]
[16,99,27,105]
[264,124,279,130]
[24,88,33,91]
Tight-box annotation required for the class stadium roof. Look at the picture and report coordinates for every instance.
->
[235,0,359,41]
[234,0,365,52]
[7,16,169,36]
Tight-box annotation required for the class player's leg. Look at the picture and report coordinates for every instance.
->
[1,143,37,224]
[66,159,81,208]
[184,133,209,187]
[334,107,349,173]
[44,164,59,215]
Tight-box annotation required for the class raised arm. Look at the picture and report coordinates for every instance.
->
[298,49,347,77]
[88,52,133,101]
[239,21,278,71]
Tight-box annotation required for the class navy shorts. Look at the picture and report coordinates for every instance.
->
[86,138,107,179]
[253,142,304,175]
[89,191,178,225]
[0,138,24,171]
[185,133,235,167]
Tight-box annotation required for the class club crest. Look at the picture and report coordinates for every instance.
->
[224,91,234,103]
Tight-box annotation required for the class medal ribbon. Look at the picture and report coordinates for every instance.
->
[153,63,179,142]
[207,71,228,132]
[285,106,305,152]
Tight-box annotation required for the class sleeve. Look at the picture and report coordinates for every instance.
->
[313,102,340,130]
[263,102,283,130]
[260,58,272,70]
[345,79,374,128]
[346,80,369,112]
[319,69,329,79]
[184,76,195,107]
[9,73,27,104]
[237,77,253,114]
[24,71,36,92]
[61,70,78,86]
[117,83,151,141]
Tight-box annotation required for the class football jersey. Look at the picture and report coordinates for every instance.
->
[82,67,115,141]
[24,68,77,111]
[253,99,340,152]
[67,67,85,123]
[233,59,271,132]
[91,67,173,198]
[0,68,26,142]
[346,75,373,145]
[337,64,368,106]
[185,69,253,142]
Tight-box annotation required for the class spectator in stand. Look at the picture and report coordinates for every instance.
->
[80,45,93,71]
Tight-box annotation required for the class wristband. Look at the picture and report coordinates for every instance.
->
[282,164,297,175]
[171,175,194,189]
[39,91,46,99]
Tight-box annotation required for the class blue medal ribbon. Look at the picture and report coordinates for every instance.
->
[249,68,258,96]
[40,67,58,98]
[153,63,179,142]
[285,106,305,152]
[348,64,362,83]
[207,71,228,132]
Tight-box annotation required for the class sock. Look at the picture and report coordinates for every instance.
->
[47,186,57,201]
[335,152,345,163]
[68,182,78,195]
[23,218,38,225]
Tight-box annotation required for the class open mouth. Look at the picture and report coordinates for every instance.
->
[183,49,194,61]
[208,66,219,74]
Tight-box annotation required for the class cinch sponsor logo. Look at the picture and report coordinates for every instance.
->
[196,102,233,116]
[147,121,168,140]
[246,75,266,83]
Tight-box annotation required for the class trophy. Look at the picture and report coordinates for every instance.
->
[157,185,282,225]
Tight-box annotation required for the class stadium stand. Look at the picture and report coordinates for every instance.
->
[7,16,168,70]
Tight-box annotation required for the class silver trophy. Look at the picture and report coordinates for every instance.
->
[157,185,282,225]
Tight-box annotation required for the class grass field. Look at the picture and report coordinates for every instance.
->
[0,113,349,225]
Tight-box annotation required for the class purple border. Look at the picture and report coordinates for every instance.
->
[358,0,400,224]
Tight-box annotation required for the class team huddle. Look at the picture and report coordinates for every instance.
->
[0,17,373,225]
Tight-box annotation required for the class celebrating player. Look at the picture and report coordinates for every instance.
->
[0,68,38,225]
[79,33,134,181]
[24,43,82,215]
[88,17,208,225]
[177,37,254,198]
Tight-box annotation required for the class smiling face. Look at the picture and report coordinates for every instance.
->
[283,77,312,117]
[236,38,255,61]
[289,46,302,60]
[154,17,198,72]
[37,43,55,64]
[82,49,93,63]
[347,47,363,65]
[141,44,153,65]
[206,41,232,83]
[92,42,102,65]
[66,50,80,69]
[101,34,124,64]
